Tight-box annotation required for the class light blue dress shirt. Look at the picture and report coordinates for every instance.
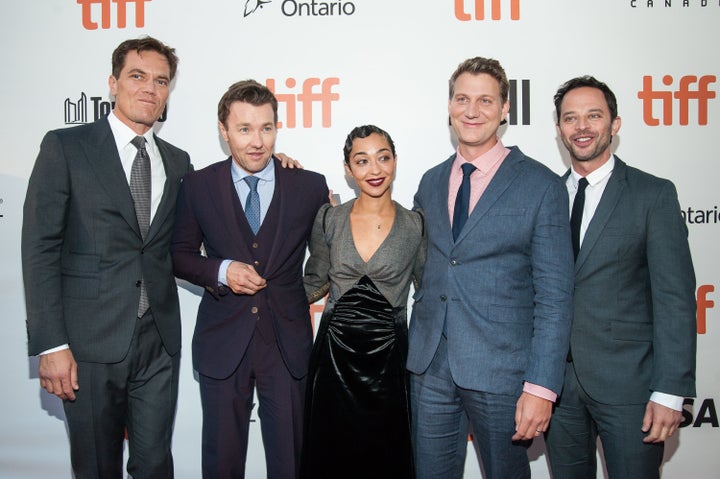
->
[218,158,276,285]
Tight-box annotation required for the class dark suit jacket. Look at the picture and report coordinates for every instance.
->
[171,157,328,380]
[567,158,696,404]
[22,116,192,362]
[407,146,574,397]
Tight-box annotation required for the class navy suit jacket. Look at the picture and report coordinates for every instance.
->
[566,158,696,404]
[171,157,328,380]
[22,117,192,362]
[407,146,574,397]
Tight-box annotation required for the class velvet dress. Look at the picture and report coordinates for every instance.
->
[301,200,425,479]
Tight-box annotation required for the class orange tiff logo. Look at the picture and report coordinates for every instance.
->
[266,77,340,129]
[77,0,151,30]
[697,285,714,335]
[455,0,520,20]
[637,74,717,126]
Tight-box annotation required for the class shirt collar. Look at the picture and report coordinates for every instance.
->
[455,137,508,174]
[571,155,615,188]
[108,111,157,152]
[231,155,276,184]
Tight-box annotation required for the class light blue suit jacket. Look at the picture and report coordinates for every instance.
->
[407,146,574,396]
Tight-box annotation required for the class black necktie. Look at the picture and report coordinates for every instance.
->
[452,163,476,241]
[570,177,589,260]
[130,136,151,316]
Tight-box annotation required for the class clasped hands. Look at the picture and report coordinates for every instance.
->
[226,261,267,295]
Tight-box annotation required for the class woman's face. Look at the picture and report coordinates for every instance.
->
[344,133,396,198]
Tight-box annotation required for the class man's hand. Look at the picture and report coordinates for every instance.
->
[512,392,552,441]
[276,152,303,169]
[642,400,682,443]
[38,349,78,401]
[226,261,267,295]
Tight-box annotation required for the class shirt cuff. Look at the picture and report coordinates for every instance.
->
[218,259,232,286]
[523,382,558,403]
[40,344,70,355]
[650,391,685,411]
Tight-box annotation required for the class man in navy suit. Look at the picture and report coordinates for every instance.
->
[22,37,192,478]
[407,57,574,478]
[544,76,696,479]
[171,80,328,478]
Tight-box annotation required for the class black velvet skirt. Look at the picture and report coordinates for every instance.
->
[301,275,414,479]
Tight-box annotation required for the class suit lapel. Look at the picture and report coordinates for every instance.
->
[145,137,182,243]
[431,158,457,234]
[455,148,523,243]
[81,118,141,238]
[208,158,252,251]
[262,158,286,275]
[574,159,628,273]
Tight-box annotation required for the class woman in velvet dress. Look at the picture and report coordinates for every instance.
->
[301,125,425,478]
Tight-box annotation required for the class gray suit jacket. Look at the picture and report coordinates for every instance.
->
[567,158,696,404]
[407,146,574,397]
[22,116,192,362]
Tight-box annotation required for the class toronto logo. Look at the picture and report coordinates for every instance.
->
[63,92,166,124]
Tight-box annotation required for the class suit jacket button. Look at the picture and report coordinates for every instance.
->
[254,260,260,267]
[252,242,259,249]
[251,306,259,314]
[440,295,447,302]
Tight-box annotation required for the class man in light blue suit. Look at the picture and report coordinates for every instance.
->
[407,57,574,478]
[544,76,696,479]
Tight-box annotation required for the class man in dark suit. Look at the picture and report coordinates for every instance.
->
[544,76,697,478]
[22,37,192,478]
[171,80,328,478]
[407,57,574,478]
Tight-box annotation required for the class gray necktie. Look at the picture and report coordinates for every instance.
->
[244,175,261,235]
[130,136,151,316]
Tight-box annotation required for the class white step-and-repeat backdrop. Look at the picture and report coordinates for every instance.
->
[1,1,718,477]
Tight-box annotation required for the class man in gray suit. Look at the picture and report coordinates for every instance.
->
[22,37,192,479]
[407,57,574,478]
[544,76,696,478]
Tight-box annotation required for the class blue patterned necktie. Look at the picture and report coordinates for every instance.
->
[244,175,261,235]
[130,136,151,317]
[452,162,477,241]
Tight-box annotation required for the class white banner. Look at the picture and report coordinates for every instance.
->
[1,1,718,477]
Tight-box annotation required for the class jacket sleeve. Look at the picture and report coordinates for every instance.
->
[304,203,332,303]
[170,175,225,298]
[525,176,575,395]
[647,180,697,397]
[22,131,71,355]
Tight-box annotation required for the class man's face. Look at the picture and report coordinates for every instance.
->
[557,86,621,168]
[109,50,171,135]
[448,72,509,159]
[219,102,277,174]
